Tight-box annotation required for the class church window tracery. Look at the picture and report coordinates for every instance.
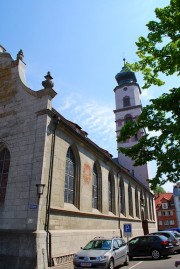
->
[64,147,75,204]
[92,164,98,209]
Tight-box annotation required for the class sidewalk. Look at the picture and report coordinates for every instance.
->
[51,261,73,269]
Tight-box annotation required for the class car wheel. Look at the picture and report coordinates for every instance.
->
[151,249,161,260]
[124,253,129,266]
[108,259,114,269]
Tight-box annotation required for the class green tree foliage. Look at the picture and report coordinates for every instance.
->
[117,0,180,190]
[154,185,166,194]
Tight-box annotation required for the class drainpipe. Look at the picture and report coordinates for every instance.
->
[45,115,59,267]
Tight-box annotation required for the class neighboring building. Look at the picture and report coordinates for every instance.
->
[173,182,180,228]
[0,46,157,269]
[155,193,178,231]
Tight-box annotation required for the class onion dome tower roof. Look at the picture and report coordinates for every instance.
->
[115,58,137,86]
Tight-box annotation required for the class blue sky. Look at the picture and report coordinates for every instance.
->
[1,0,176,192]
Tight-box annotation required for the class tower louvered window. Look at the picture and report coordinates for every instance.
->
[123,96,130,107]
[125,114,133,123]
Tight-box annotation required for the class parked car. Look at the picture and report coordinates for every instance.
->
[73,236,129,269]
[128,234,174,260]
[166,228,180,234]
[150,231,180,253]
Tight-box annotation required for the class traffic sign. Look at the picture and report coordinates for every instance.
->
[123,223,132,237]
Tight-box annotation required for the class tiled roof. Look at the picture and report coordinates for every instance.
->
[155,193,174,209]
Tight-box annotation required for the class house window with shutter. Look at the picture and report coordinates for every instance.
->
[162,203,168,209]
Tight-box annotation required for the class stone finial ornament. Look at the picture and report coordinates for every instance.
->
[0,45,6,53]
[17,49,24,61]
[42,71,54,89]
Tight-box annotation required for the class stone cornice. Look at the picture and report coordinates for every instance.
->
[24,87,57,98]
[113,82,142,94]
[114,104,142,113]
[50,206,119,220]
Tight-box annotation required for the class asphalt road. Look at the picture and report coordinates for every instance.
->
[52,253,180,269]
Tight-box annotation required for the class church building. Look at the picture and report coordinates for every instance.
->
[0,45,157,269]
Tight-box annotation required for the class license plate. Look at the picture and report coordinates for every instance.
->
[81,262,91,267]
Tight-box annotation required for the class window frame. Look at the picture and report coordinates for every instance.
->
[0,146,10,203]
[64,147,76,204]
[162,203,168,209]
[92,162,102,212]
[120,178,126,216]
[123,96,131,107]
[92,164,98,209]
[128,183,133,217]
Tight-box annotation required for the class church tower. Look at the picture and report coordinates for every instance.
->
[114,60,149,188]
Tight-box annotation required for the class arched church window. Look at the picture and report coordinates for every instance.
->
[149,197,153,220]
[120,178,125,216]
[123,96,130,107]
[151,199,155,220]
[64,147,75,204]
[128,184,133,217]
[108,174,113,212]
[92,164,99,209]
[140,190,145,220]
[0,146,10,202]
[135,187,140,218]
[144,194,148,219]
[108,172,115,214]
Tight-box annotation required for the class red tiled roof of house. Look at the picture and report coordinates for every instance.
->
[155,193,173,203]
[155,193,174,209]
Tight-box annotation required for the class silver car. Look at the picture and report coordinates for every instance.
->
[73,236,129,269]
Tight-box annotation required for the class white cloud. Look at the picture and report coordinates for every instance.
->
[141,88,155,105]
[147,130,161,138]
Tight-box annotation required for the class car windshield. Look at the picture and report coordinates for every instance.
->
[173,232,180,238]
[83,240,112,250]
[129,237,140,245]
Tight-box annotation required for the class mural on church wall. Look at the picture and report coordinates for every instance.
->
[83,163,91,184]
